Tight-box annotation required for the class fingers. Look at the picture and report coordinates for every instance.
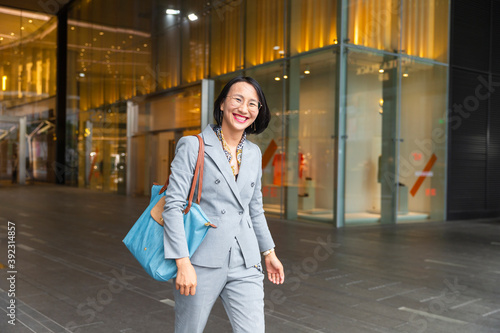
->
[176,282,197,296]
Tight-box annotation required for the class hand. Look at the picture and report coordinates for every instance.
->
[175,257,197,296]
[264,252,285,284]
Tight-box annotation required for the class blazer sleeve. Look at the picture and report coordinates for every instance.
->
[248,147,275,252]
[162,136,198,260]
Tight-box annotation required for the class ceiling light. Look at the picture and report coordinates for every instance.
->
[10,32,14,36]
[21,27,24,30]
[166,9,180,15]
[283,75,288,79]
[99,31,104,35]
[79,73,85,77]
[29,19,33,23]
[378,68,384,73]
[188,13,198,21]
[274,76,280,81]
[71,26,75,30]
[304,69,310,75]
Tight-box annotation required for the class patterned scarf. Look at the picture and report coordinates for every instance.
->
[213,126,246,176]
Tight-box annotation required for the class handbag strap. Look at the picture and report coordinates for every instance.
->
[159,134,204,197]
[185,135,204,213]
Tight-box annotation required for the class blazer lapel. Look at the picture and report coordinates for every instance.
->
[236,142,254,192]
[202,125,244,207]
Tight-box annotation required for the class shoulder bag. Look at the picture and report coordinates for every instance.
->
[123,134,216,281]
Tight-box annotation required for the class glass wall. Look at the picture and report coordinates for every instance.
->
[398,58,448,222]
[0,7,57,183]
[0,0,446,226]
[345,50,398,224]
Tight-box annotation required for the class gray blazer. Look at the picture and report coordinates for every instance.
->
[162,125,275,268]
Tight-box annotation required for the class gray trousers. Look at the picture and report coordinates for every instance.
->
[173,238,265,333]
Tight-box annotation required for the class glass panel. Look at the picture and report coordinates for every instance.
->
[348,0,400,52]
[402,0,449,62]
[68,0,153,111]
[290,0,338,55]
[77,102,127,193]
[245,0,285,67]
[149,86,201,132]
[243,66,285,217]
[155,7,180,90]
[181,0,208,83]
[0,8,57,107]
[398,58,447,222]
[287,51,337,222]
[0,7,57,184]
[345,49,398,225]
[210,1,244,76]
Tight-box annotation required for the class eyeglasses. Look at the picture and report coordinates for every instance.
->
[226,95,262,112]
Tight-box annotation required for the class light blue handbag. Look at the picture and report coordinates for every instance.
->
[123,135,216,281]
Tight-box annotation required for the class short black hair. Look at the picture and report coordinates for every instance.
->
[213,76,271,135]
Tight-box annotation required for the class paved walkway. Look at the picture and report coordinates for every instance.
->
[0,184,499,332]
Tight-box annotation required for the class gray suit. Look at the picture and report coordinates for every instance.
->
[162,124,275,332]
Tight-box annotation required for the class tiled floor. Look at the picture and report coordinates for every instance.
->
[0,184,499,332]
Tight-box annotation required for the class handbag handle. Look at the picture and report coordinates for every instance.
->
[159,135,204,214]
[185,135,204,213]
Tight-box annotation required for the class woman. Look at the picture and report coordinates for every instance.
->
[162,76,285,333]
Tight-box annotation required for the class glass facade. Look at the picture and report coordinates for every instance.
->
[0,7,57,183]
[0,0,450,226]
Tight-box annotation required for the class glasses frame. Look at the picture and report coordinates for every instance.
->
[226,95,262,112]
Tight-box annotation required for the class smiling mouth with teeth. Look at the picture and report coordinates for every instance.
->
[233,114,248,123]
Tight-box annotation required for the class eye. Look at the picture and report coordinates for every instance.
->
[249,102,258,108]
[234,97,243,103]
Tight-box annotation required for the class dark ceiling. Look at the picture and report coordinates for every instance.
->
[0,0,72,15]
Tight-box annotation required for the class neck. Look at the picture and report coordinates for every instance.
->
[220,124,244,147]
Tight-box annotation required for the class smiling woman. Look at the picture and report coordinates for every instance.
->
[163,75,284,333]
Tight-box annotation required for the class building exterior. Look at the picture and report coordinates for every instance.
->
[0,0,497,226]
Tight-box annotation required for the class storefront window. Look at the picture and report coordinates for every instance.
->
[243,65,285,217]
[398,58,447,222]
[285,51,337,222]
[345,49,398,224]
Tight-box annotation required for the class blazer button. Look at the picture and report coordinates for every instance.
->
[221,209,226,214]
[239,211,243,215]
[251,182,255,187]
[215,179,221,184]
